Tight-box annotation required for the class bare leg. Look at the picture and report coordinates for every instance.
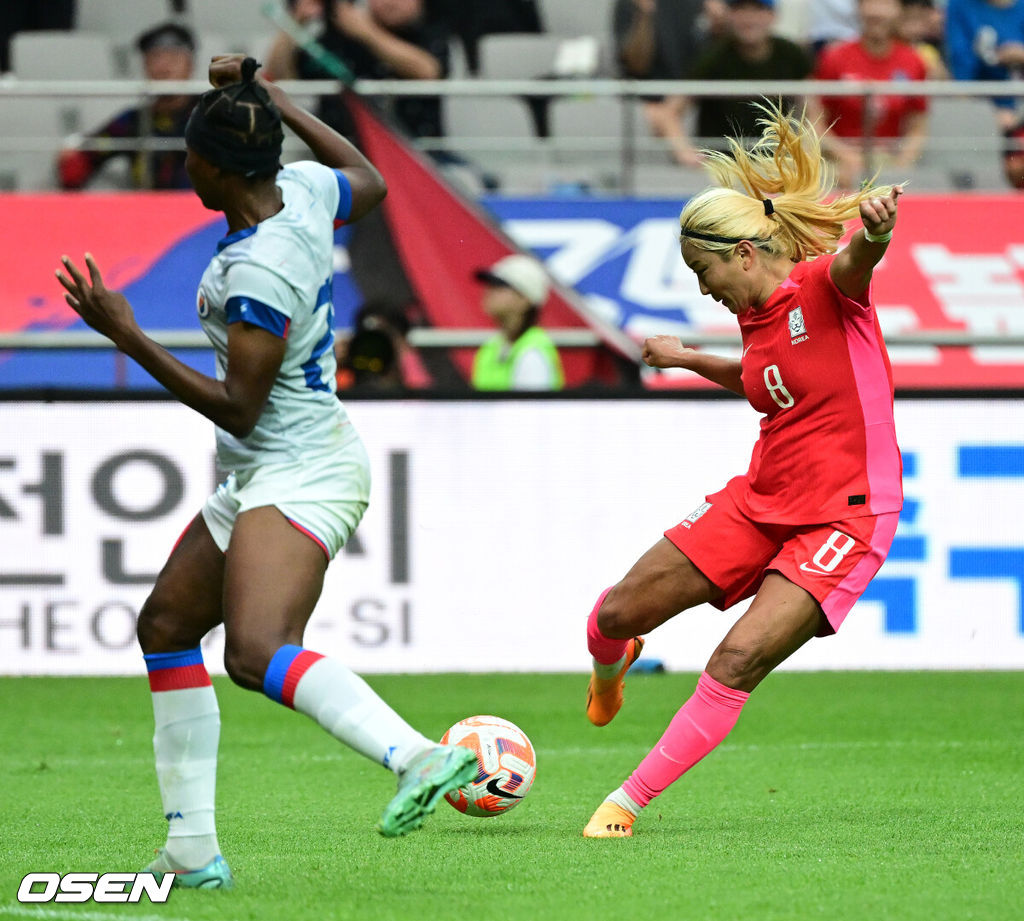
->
[219,505,327,689]
[586,538,723,727]
[706,571,825,692]
[597,537,723,639]
[221,505,435,777]
[137,513,225,654]
[587,573,826,836]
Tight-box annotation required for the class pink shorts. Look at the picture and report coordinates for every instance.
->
[664,486,899,635]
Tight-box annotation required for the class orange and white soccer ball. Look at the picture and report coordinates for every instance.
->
[441,715,536,817]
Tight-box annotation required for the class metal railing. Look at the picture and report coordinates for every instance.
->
[3,330,1024,351]
[2,76,1022,193]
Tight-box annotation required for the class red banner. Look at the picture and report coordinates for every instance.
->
[839,194,1024,389]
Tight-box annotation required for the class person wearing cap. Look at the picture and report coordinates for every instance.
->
[57,21,198,189]
[57,53,481,887]
[471,254,565,391]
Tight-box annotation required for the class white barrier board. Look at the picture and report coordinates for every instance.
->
[1,400,1022,674]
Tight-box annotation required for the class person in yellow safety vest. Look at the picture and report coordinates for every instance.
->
[471,254,566,391]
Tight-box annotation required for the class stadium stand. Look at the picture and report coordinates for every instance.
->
[10,30,117,79]
[0,0,1020,193]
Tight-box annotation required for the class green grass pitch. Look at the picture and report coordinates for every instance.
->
[1,671,1022,921]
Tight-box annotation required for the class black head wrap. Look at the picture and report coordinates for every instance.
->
[185,58,283,178]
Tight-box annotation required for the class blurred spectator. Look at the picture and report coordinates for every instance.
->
[263,0,326,81]
[811,0,929,188]
[898,0,948,79]
[808,0,860,57]
[431,0,543,74]
[611,0,715,164]
[295,0,449,143]
[0,0,74,73]
[664,0,812,168]
[57,22,197,190]
[1003,118,1024,187]
[945,0,1024,131]
[471,255,564,392]
[336,301,433,391]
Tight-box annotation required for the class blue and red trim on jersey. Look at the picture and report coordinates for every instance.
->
[263,644,325,708]
[144,647,212,692]
[226,295,291,338]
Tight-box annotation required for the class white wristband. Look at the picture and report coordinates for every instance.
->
[864,227,893,244]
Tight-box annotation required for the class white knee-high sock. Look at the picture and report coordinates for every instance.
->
[144,648,222,869]
[263,645,433,773]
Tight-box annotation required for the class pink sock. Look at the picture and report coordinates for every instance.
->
[622,671,749,807]
[586,587,628,665]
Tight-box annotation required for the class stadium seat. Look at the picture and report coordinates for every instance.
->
[442,95,544,192]
[75,0,172,42]
[188,0,283,39]
[477,33,566,79]
[536,0,616,43]
[443,95,536,141]
[922,96,1008,191]
[10,31,117,80]
[0,98,65,190]
[549,96,627,145]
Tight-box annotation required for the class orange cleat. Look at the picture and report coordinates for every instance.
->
[583,801,636,838]
[585,636,644,727]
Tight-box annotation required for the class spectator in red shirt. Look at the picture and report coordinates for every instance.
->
[810,0,929,188]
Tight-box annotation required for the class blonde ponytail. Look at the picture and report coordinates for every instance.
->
[680,100,893,262]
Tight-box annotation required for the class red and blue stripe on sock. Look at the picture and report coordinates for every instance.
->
[144,647,212,692]
[262,644,324,709]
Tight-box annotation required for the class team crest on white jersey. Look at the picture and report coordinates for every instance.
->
[680,501,712,529]
[196,289,210,318]
[788,306,808,344]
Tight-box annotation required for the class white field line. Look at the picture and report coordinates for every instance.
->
[0,906,196,921]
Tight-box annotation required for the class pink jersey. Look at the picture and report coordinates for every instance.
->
[726,254,903,525]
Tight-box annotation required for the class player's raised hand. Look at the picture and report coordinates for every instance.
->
[860,184,903,238]
[56,254,138,347]
[208,53,250,88]
[642,334,696,370]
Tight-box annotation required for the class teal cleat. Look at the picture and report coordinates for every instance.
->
[144,849,234,890]
[377,744,478,838]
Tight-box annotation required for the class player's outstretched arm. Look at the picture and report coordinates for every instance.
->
[56,254,282,438]
[829,184,903,300]
[208,54,387,223]
[643,334,745,395]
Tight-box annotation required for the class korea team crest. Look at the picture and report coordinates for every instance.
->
[197,289,210,318]
[788,306,809,344]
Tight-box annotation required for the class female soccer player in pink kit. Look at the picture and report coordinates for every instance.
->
[583,102,904,837]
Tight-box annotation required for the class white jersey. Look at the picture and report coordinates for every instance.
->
[195,160,356,471]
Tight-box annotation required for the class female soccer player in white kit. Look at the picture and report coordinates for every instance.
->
[56,55,475,887]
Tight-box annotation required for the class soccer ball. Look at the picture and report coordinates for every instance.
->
[440,715,536,817]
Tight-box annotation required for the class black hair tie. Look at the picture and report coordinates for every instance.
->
[241,57,261,82]
[763,198,775,216]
